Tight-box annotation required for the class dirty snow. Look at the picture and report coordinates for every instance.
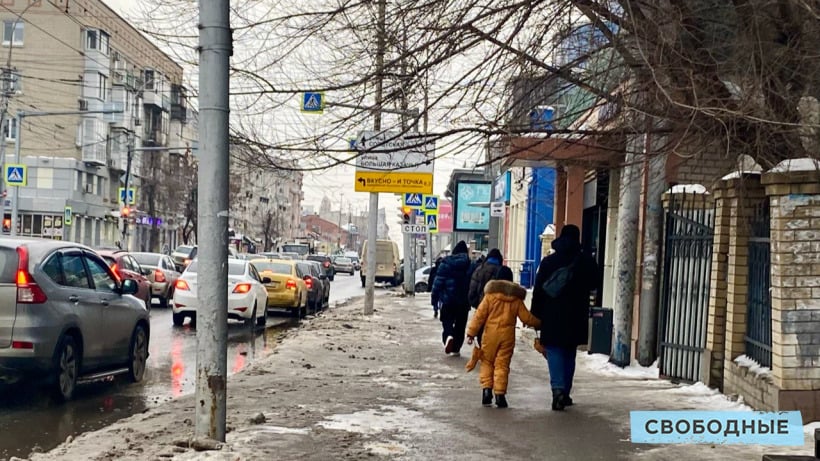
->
[316,405,436,435]
[769,157,820,173]
[579,353,660,379]
[660,382,752,411]
[734,354,772,378]
[669,184,708,194]
[365,441,409,455]
[721,170,762,180]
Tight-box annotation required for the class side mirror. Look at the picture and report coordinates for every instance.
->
[121,279,139,295]
[262,277,272,284]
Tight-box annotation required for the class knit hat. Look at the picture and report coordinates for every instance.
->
[495,266,514,282]
[487,248,503,260]
[453,240,469,254]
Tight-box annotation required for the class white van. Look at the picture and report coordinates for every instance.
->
[360,239,400,287]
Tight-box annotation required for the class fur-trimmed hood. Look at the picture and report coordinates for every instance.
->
[484,279,527,300]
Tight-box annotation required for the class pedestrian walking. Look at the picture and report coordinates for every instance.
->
[430,241,472,356]
[428,257,443,317]
[468,248,504,309]
[530,224,600,411]
[465,266,541,408]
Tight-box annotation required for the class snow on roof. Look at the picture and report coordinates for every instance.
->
[669,184,707,194]
[721,171,762,180]
[542,224,556,236]
[769,157,820,173]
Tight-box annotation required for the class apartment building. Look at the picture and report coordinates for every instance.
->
[0,0,193,251]
[228,150,304,252]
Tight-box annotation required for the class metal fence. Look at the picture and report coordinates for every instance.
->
[746,201,772,368]
[659,193,715,383]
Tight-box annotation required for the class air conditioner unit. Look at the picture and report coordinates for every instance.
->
[84,183,94,194]
[78,99,88,111]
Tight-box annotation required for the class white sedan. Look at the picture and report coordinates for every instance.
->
[171,259,269,328]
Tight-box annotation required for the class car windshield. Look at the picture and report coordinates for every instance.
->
[174,246,195,256]
[335,257,351,264]
[252,261,292,274]
[131,253,161,266]
[186,261,246,276]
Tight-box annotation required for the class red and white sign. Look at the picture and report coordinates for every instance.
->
[438,200,453,233]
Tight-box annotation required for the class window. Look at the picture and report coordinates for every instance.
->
[3,117,16,141]
[3,20,23,46]
[99,31,109,55]
[86,30,97,50]
[143,69,155,91]
[41,253,65,285]
[98,73,108,100]
[61,253,91,289]
[85,254,116,293]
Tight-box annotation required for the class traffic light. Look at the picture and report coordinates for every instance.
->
[121,206,130,217]
[401,206,412,225]
[2,217,9,233]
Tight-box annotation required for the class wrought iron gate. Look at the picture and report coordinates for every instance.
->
[659,193,715,382]
[746,201,772,368]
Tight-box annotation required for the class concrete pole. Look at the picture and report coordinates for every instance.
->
[195,0,231,441]
[637,142,667,366]
[9,111,20,237]
[121,137,133,249]
[403,228,413,294]
[610,137,644,367]
[364,0,386,315]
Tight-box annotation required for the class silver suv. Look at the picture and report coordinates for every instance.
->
[0,238,149,401]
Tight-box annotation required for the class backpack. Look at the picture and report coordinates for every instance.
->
[541,255,580,298]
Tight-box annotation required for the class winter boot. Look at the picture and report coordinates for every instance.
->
[444,336,454,354]
[495,394,508,409]
[551,389,566,411]
[482,388,493,407]
[562,394,574,407]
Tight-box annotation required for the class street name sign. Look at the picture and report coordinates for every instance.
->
[402,223,428,234]
[354,130,435,194]
[5,164,26,186]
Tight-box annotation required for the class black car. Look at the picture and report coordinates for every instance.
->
[306,255,335,281]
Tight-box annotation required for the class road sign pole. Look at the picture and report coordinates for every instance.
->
[426,230,432,265]
[9,112,20,237]
[403,229,414,295]
[195,0,230,442]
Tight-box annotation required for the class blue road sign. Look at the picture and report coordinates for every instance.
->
[423,194,438,211]
[64,207,72,226]
[118,187,136,205]
[301,92,324,113]
[426,214,438,231]
[5,164,26,186]
[404,193,423,208]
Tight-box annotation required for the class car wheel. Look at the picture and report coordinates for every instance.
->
[172,312,185,327]
[415,282,428,292]
[361,277,366,287]
[127,325,148,383]
[53,336,79,401]
[256,304,267,327]
[245,305,257,328]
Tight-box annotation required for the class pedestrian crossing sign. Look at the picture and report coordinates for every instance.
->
[426,213,438,232]
[5,164,26,186]
[423,194,438,211]
[64,207,72,226]
[403,193,423,208]
[301,92,324,113]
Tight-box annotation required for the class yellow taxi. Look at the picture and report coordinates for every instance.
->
[250,259,308,318]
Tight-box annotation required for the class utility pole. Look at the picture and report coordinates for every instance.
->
[121,133,135,250]
[337,192,344,252]
[610,135,644,367]
[195,0,231,442]
[364,0,386,315]
[0,67,15,231]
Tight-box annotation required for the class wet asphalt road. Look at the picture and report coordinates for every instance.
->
[0,274,370,459]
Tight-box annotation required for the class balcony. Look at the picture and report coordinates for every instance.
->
[171,84,188,123]
[142,89,162,109]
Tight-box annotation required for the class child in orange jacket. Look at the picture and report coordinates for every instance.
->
[466,266,540,408]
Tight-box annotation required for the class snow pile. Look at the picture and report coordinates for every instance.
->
[669,184,708,194]
[578,353,660,380]
[661,382,751,411]
[364,441,409,456]
[542,224,556,236]
[804,421,820,434]
[734,354,772,378]
[721,171,761,180]
[769,157,820,173]
[316,405,438,435]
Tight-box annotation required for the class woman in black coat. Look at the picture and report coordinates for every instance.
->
[530,224,600,411]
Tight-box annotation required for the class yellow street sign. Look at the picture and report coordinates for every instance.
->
[354,172,433,194]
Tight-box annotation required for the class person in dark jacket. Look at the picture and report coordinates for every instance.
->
[468,248,504,309]
[428,257,444,317]
[530,224,600,411]
[431,241,473,355]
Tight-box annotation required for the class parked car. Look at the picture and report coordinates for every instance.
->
[171,259,269,328]
[170,245,197,272]
[96,249,152,308]
[414,265,432,292]
[360,239,400,287]
[0,238,149,401]
[130,252,181,307]
[306,260,330,310]
[306,254,335,281]
[250,258,308,318]
[296,261,325,313]
[332,256,355,275]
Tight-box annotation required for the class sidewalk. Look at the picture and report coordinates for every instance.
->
[25,293,820,461]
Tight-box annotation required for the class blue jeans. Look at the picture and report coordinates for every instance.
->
[545,346,577,396]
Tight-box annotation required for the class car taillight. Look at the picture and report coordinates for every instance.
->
[233,283,251,294]
[154,269,166,283]
[285,279,297,290]
[16,246,47,304]
[303,276,313,289]
[175,279,190,291]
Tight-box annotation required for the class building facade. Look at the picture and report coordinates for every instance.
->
[0,0,192,251]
